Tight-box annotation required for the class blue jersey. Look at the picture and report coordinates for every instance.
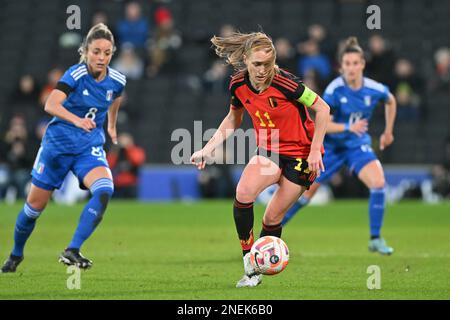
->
[322,76,390,150]
[43,63,126,154]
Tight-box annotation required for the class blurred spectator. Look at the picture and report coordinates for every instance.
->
[147,6,182,77]
[92,11,109,27]
[297,40,332,81]
[39,67,64,107]
[10,75,40,106]
[7,74,42,127]
[0,115,33,200]
[202,24,236,92]
[219,24,235,38]
[107,133,146,198]
[365,34,396,85]
[303,24,335,61]
[202,60,229,93]
[116,1,149,50]
[112,45,145,80]
[274,38,296,72]
[429,47,450,93]
[392,59,424,121]
[302,69,322,94]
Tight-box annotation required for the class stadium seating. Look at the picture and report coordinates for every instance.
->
[0,0,448,165]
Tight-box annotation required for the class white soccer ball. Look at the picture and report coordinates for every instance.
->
[250,236,289,275]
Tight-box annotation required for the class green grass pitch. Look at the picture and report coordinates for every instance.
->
[0,200,449,299]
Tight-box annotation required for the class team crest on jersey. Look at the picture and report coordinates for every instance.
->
[268,97,278,108]
[364,95,371,106]
[106,90,113,101]
[37,162,45,174]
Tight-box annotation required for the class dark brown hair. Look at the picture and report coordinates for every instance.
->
[339,36,364,62]
[78,23,116,63]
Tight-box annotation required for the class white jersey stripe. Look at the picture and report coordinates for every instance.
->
[70,65,86,76]
[324,77,345,95]
[72,68,87,79]
[110,74,126,85]
[363,77,386,93]
[73,71,88,80]
[109,69,126,81]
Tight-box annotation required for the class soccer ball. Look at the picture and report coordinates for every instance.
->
[249,236,289,275]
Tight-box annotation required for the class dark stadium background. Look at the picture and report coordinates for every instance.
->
[0,0,449,201]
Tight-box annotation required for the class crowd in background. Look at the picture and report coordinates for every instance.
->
[1,0,449,201]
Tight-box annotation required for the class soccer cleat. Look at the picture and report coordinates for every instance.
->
[59,248,93,269]
[236,252,262,288]
[236,274,263,288]
[243,252,258,276]
[1,255,24,273]
[368,238,394,255]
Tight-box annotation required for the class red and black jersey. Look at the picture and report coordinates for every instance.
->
[229,69,323,159]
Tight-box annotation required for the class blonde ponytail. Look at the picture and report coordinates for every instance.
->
[211,31,276,73]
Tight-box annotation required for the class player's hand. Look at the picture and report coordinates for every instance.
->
[108,126,118,145]
[350,119,368,137]
[190,149,207,170]
[307,149,324,178]
[380,131,394,150]
[74,118,96,133]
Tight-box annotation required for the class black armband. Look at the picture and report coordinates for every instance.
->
[55,81,73,95]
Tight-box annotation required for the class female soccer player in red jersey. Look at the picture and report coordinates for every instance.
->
[190,32,330,287]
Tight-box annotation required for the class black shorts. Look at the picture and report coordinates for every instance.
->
[256,148,316,189]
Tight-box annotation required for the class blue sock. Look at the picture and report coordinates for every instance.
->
[369,188,386,238]
[68,178,114,250]
[12,203,43,257]
[282,195,310,226]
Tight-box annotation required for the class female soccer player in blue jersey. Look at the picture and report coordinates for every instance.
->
[281,37,397,255]
[1,23,126,272]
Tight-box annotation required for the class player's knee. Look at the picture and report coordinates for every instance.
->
[25,200,47,215]
[23,202,44,220]
[235,184,257,203]
[90,178,114,209]
[370,178,385,189]
[26,191,50,212]
[89,179,113,226]
[263,214,281,226]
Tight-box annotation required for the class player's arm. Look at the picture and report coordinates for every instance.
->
[380,92,397,150]
[307,96,330,176]
[107,96,122,145]
[45,89,96,132]
[326,116,368,136]
[190,106,244,170]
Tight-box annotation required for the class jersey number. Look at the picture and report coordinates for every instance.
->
[85,108,98,120]
[294,158,310,173]
[349,112,363,125]
[255,110,275,128]
[91,147,106,158]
